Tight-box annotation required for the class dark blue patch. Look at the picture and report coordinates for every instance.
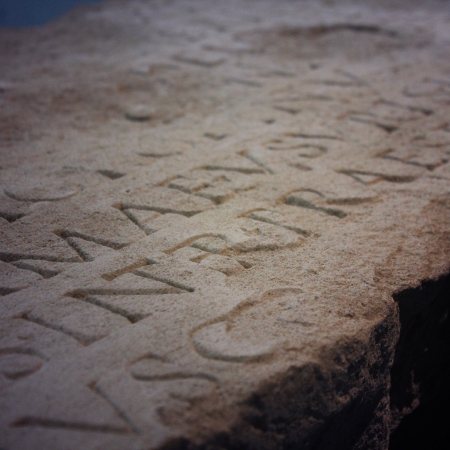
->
[0,0,104,28]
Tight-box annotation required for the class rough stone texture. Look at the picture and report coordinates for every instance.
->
[0,0,450,449]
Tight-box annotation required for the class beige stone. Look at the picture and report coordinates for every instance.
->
[1,0,450,449]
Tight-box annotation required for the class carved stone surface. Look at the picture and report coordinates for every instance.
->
[1,1,450,449]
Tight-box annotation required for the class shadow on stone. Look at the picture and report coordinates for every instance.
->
[389,272,450,449]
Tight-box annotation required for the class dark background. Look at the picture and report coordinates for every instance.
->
[0,0,104,27]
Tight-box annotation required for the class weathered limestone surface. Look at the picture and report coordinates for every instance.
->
[1,1,450,448]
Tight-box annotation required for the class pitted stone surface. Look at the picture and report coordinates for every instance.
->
[1,1,450,449]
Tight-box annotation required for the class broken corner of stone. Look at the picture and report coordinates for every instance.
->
[1,1,450,449]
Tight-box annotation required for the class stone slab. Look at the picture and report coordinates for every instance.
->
[1,1,450,449]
